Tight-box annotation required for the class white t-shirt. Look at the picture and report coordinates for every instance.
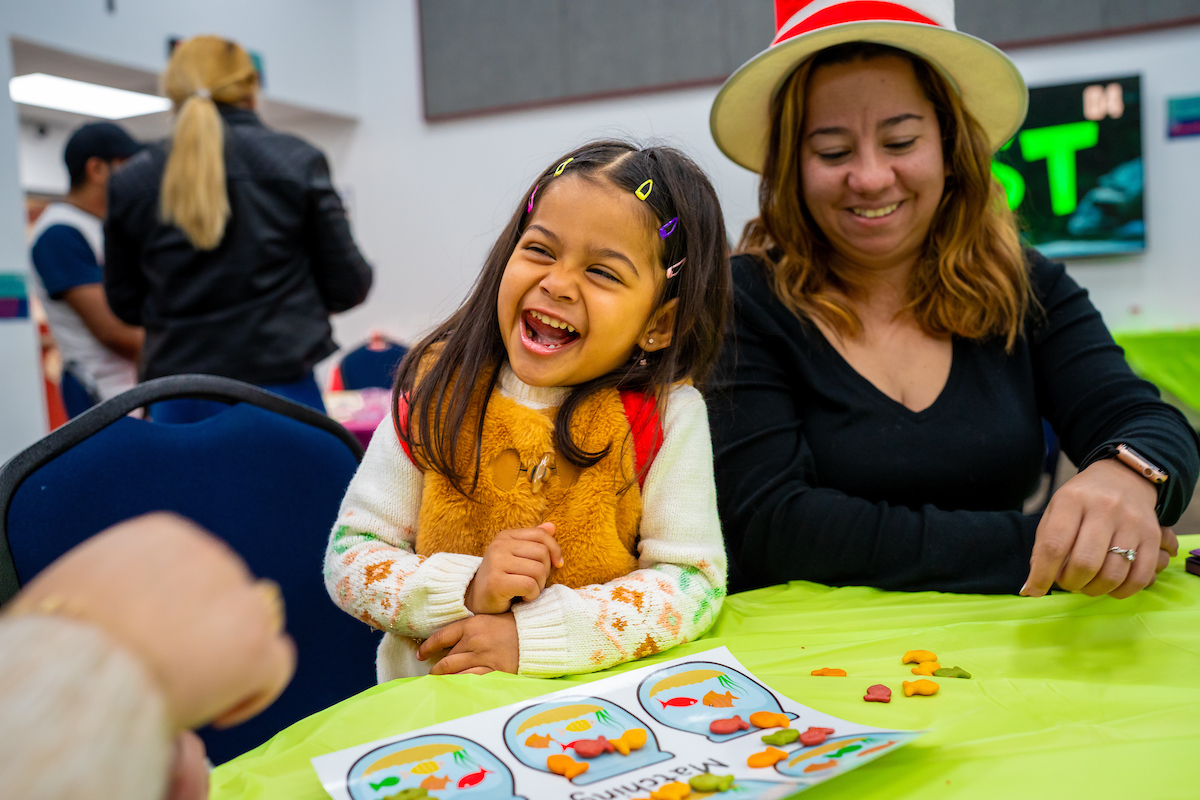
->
[29,202,137,402]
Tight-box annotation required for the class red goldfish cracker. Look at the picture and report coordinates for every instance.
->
[810,667,847,677]
[902,650,937,664]
[709,715,750,735]
[747,747,789,768]
[902,679,939,697]
[863,684,891,703]
[910,661,941,676]
[798,726,835,746]
[571,736,614,759]
[547,753,589,779]
[611,728,648,755]
[650,782,692,800]
[748,711,790,729]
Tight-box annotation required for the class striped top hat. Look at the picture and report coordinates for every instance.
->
[710,0,1028,172]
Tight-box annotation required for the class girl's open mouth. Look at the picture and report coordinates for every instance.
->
[521,309,581,355]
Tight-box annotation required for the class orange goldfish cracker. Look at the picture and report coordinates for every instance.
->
[749,711,790,729]
[810,667,847,677]
[902,650,937,664]
[902,679,939,697]
[650,782,691,800]
[747,747,789,768]
[611,728,648,756]
[547,753,589,779]
[910,661,941,676]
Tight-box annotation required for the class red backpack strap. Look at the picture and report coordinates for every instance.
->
[619,390,663,490]
[393,393,420,468]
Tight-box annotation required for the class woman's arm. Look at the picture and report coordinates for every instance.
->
[707,260,1038,594]
[1021,253,1199,597]
[324,412,481,640]
[507,384,728,677]
[302,152,373,314]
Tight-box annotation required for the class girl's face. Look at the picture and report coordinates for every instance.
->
[800,55,946,271]
[497,174,675,387]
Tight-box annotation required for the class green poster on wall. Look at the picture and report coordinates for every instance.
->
[992,75,1143,259]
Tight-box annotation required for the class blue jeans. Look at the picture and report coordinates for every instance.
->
[150,373,326,424]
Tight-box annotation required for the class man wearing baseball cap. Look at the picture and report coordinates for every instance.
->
[29,121,144,416]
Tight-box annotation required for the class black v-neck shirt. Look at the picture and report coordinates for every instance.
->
[707,251,1199,594]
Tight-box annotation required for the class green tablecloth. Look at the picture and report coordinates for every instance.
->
[1114,328,1200,414]
[211,537,1200,799]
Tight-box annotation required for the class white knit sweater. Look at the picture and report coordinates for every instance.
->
[323,366,727,679]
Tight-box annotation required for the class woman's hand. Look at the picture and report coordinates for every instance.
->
[417,613,519,675]
[1023,459,1165,599]
[8,513,296,730]
[464,523,561,615]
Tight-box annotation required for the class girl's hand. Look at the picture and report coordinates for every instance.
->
[417,613,519,674]
[465,523,562,615]
[1023,459,1162,599]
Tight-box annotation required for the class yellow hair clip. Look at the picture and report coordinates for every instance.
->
[554,158,574,176]
[635,179,653,200]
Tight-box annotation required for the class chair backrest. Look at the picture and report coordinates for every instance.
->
[338,340,408,390]
[0,375,378,764]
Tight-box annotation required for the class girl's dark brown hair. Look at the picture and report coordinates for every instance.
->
[739,42,1030,350]
[393,140,731,495]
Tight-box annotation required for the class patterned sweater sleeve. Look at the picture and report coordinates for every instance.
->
[323,412,481,639]
[512,384,728,677]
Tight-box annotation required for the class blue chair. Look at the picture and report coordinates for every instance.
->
[0,375,379,764]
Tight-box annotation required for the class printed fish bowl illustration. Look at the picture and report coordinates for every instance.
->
[637,661,797,743]
[771,731,922,780]
[503,697,672,786]
[345,734,524,800]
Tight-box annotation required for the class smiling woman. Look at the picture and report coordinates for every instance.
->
[706,0,1199,599]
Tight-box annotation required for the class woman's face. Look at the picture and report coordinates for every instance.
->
[800,55,946,271]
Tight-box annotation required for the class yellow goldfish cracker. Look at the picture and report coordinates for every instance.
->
[547,753,589,779]
[902,679,939,697]
[650,781,691,800]
[611,727,648,756]
[910,661,941,676]
[902,650,937,664]
[747,747,789,768]
[748,711,790,729]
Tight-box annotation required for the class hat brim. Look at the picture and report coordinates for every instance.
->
[710,21,1028,173]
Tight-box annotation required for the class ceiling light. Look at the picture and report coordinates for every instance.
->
[9,73,172,119]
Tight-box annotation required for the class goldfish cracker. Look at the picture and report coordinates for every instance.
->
[650,782,691,800]
[709,715,749,735]
[902,679,939,697]
[798,726,835,746]
[910,661,940,676]
[902,650,937,664]
[689,774,736,793]
[547,754,589,779]
[761,728,800,746]
[810,667,847,676]
[748,711,790,729]
[933,666,972,679]
[747,747,789,768]
[863,684,891,703]
[611,727,647,755]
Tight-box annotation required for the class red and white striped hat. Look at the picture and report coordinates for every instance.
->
[710,0,1027,173]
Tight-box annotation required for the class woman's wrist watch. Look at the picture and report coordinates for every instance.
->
[1097,443,1168,515]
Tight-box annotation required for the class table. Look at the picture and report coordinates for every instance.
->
[211,536,1200,799]
[1113,328,1200,417]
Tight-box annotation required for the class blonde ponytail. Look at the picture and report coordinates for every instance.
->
[159,36,258,251]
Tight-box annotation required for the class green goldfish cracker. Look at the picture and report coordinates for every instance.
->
[933,666,971,679]
[690,773,736,792]
[761,728,800,746]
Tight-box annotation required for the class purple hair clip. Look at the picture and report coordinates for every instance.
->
[666,258,684,279]
[658,217,679,239]
[527,184,539,213]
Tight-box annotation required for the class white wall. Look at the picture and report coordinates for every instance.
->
[1006,25,1200,332]
[18,120,71,195]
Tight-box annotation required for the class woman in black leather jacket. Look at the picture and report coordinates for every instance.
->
[104,35,372,420]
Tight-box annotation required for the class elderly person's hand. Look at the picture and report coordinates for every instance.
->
[7,512,296,731]
[1023,460,1174,598]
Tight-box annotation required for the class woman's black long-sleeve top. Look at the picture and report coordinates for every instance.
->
[707,250,1199,594]
[104,105,372,385]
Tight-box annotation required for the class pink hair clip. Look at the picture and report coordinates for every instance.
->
[658,217,678,239]
[527,184,538,213]
[666,258,684,279]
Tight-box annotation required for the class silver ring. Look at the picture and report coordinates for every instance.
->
[1108,547,1137,562]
